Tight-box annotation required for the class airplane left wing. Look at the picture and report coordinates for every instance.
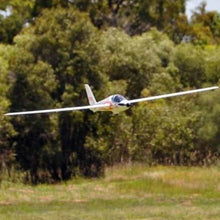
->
[5,103,110,116]
[127,86,218,104]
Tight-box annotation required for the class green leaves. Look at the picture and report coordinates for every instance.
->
[205,48,220,83]
[172,44,206,87]
[0,45,16,178]
[0,3,219,183]
[101,28,162,97]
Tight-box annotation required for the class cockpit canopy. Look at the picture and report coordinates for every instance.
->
[112,95,126,103]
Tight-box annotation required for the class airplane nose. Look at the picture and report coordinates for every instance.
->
[118,101,131,107]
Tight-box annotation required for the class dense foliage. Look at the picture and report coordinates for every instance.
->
[0,1,219,183]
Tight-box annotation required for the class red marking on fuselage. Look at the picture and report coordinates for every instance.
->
[101,101,114,111]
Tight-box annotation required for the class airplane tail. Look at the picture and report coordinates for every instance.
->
[85,84,97,105]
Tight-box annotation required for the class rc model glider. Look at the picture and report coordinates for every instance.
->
[5,84,219,116]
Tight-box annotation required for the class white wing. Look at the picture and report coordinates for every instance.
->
[128,86,219,104]
[5,103,110,116]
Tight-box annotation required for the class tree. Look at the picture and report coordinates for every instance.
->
[0,0,34,43]
[8,7,108,182]
[205,47,220,84]
[172,44,206,87]
[189,2,220,44]
[101,28,163,98]
[70,0,187,37]
[32,0,71,17]
[1,1,219,183]
[8,40,59,183]
[197,88,220,164]
[131,94,202,165]
[0,45,16,179]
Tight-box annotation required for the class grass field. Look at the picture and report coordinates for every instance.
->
[0,165,220,220]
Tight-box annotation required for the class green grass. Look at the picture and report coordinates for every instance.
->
[0,165,220,219]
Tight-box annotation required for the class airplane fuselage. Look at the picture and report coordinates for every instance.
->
[91,94,130,114]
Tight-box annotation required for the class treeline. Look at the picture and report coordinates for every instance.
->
[0,1,219,184]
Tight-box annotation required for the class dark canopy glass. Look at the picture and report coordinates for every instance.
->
[112,95,125,103]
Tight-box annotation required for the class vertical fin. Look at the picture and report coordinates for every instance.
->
[85,84,97,105]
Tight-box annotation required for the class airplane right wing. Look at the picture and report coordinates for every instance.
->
[128,86,219,104]
[5,103,110,116]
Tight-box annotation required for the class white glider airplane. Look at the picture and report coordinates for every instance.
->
[5,84,218,116]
